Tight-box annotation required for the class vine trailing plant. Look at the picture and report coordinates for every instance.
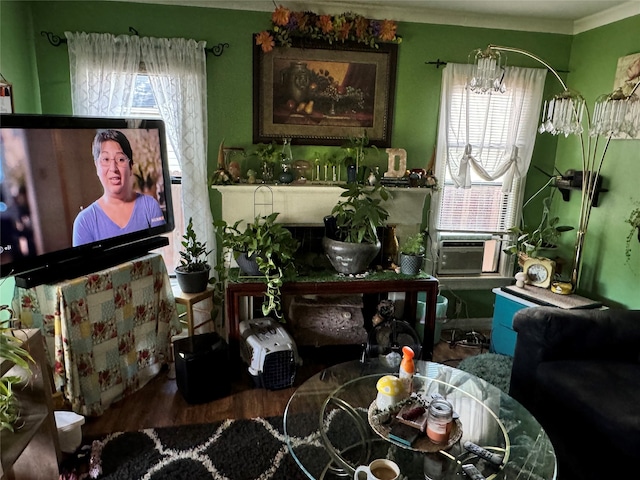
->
[214,213,300,318]
[255,5,401,53]
[625,203,640,266]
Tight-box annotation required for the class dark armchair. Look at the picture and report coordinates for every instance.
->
[509,307,640,480]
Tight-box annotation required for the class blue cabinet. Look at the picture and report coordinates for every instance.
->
[490,288,538,356]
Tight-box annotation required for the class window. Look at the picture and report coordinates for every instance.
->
[430,64,546,277]
[132,74,184,275]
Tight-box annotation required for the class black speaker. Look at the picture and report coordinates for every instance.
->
[174,332,231,404]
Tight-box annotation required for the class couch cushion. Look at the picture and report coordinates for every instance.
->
[536,361,640,458]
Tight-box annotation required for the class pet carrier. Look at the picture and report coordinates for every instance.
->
[239,317,299,390]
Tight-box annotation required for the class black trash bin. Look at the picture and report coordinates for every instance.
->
[173,332,231,404]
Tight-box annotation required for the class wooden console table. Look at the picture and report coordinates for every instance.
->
[225,270,439,360]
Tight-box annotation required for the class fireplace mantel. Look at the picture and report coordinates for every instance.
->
[212,184,431,238]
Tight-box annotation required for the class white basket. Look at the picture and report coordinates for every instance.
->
[54,410,85,453]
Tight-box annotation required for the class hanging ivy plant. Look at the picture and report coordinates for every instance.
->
[625,205,640,266]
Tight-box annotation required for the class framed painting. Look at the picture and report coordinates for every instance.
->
[612,52,640,139]
[253,41,398,147]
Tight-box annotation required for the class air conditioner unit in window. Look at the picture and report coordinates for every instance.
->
[436,233,492,275]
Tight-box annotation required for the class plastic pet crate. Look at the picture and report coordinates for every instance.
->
[239,317,299,390]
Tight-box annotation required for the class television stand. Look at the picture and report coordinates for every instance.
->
[14,236,168,288]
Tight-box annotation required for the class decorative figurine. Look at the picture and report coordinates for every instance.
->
[376,375,404,411]
[399,346,415,395]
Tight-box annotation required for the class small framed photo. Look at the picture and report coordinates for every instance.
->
[0,81,14,113]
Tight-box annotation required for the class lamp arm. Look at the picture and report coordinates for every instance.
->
[488,44,568,91]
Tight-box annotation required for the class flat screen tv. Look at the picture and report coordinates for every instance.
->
[0,114,175,287]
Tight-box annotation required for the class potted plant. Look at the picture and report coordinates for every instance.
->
[251,141,279,183]
[1,310,34,432]
[625,205,640,265]
[399,233,426,275]
[323,183,390,274]
[341,130,378,183]
[504,196,573,265]
[175,217,212,293]
[214,212,300,318]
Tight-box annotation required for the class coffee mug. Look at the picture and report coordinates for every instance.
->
[354,459,400,480]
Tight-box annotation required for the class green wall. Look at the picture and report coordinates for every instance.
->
[552,15,640,308]
[1,1,637,309]
[0,0,41,113]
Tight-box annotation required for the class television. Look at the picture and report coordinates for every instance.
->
[0,114,175,287]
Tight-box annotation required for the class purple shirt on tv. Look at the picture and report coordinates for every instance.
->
[72,193,166,246]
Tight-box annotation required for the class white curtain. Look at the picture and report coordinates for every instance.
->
[437,63,546,192]
[65,32,215,267]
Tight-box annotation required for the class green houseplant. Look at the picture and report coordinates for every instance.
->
[1,310,34,432]
[341,130,378,183]
[251,141,280,183]
[323,183,390,274]
[399,233,426,275]
[504,196,573,264]
[214,212,300,318]
[625,205,640,265]
[175,217,212,293]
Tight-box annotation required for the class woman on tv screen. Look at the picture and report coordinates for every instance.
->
[72,129,166,246]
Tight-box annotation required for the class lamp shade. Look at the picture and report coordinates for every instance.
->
[468,47,505,93]
[538,89,586,137]
[590,88,640,138]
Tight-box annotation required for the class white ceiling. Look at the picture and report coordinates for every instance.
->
[124,0,640,34]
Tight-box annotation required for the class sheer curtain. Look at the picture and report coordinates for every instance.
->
[65,32,214,267]
[437,63,546,192]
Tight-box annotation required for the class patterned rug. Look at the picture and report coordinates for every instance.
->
[62,416,323,480]
[456,353,514,394]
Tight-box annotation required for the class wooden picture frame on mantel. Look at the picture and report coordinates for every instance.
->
[253,41,398,147]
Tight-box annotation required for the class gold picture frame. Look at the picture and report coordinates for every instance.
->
[253,41,398,147]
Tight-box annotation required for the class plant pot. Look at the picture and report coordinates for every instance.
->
[400,253,423,275]
[236,252,261,276]
[322,236,381,274]
[175,266,210,293]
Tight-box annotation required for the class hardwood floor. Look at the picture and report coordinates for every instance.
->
[82,330,490,439]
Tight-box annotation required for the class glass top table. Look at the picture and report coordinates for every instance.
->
[284,359,556,480]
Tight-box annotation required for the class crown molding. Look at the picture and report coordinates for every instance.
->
[573,1,640,34]
[114,1,639,35]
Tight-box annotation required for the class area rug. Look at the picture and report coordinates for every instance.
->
[457,353,514,394]
[62,415,324,480]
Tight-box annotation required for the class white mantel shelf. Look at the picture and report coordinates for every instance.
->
[212,184,431,238]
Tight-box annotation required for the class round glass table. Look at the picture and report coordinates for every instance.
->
[283,359,556,480]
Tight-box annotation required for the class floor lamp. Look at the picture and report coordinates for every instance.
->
[468,45,640,291]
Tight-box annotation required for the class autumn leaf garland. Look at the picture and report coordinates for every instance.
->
[256,5,401,53]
